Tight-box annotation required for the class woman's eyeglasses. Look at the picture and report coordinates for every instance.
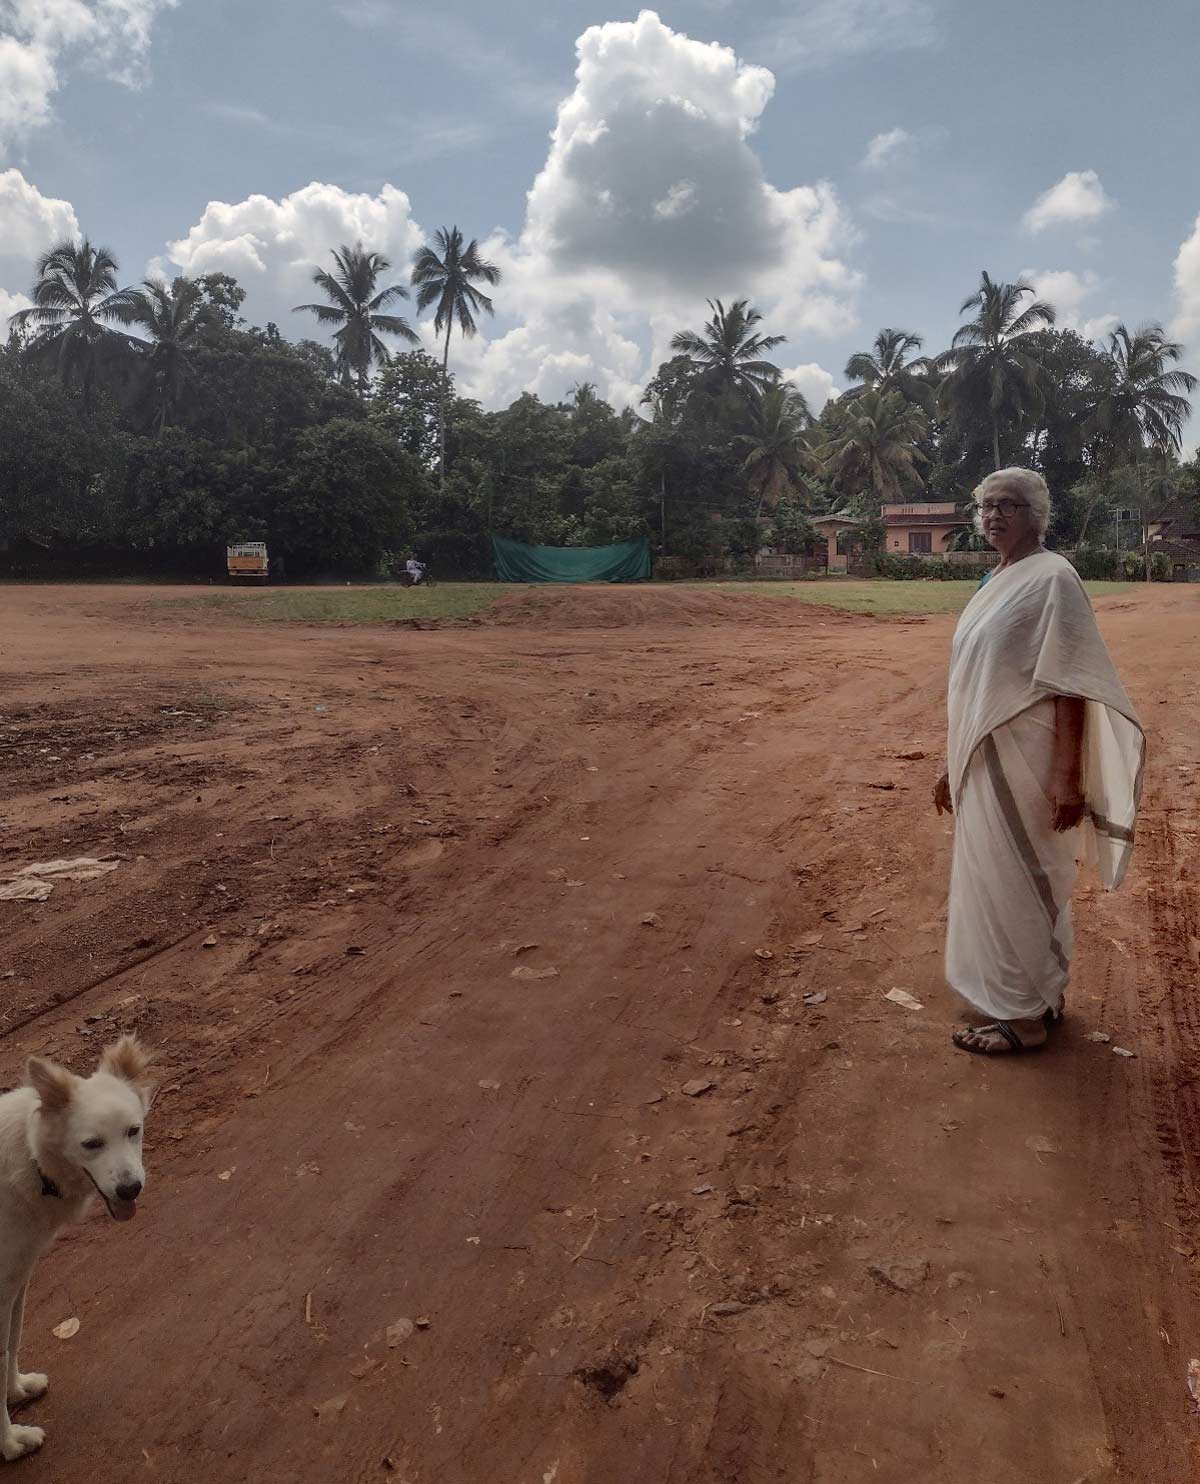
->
[978,499,1029,519]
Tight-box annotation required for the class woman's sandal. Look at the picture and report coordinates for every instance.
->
[951,1021,1045,1055]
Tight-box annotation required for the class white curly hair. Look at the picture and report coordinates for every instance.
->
[972,467,1051,538]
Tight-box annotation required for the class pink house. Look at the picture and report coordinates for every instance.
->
[882,501,968,556]
[812,501,970,571]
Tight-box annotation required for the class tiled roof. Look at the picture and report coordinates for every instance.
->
[882,512,969,527]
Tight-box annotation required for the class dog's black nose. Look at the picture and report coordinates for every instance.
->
[116,1180,142,1202]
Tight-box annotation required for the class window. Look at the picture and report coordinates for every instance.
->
[909,531,933,554]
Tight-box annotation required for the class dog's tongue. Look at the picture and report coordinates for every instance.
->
[111,1198,137,1223]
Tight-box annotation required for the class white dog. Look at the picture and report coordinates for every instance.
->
[0,1036,153,1462]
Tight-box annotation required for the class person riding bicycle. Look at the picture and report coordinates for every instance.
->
[404,556,426,586]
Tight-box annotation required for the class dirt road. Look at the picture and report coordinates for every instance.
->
[0,581,1197,1483]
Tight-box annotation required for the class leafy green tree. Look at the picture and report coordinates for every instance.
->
[939,271,1056,469]
[194,273,247,333]
[11,238,142,413]
[370,350,451,467]
[270,420,429,573]
[0,355,124,548]
[186,326,359,450]
[294,242,418,396]
[411,226,501,483]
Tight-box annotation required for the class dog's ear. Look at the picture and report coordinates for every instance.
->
[100,1035,155,1110]
[100,1035,151,1084]
[27,1056,77,1113]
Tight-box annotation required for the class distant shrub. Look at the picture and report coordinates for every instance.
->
[871,554,979,581]
[1067,548,1121,581]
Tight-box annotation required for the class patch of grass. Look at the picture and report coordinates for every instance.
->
[173,583,505,625]
[698,578,1135,616]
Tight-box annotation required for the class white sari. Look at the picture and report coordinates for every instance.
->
[945,552,1144,1022]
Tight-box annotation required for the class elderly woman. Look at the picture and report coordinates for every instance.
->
[933,468,1144,1055]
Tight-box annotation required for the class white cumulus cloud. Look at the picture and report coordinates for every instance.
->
[1171,213,1200,342]
[0,0,176,156]
[0,285,32,329]
[160,181,426,335]
[0,167,80,328]
[1020,267,1118,343]
[1022,170,1113,235]
[861,126,912,170]
[782,361,837,412]
[448,10,860,408]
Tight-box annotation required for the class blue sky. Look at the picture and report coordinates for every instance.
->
[3,0,1199,435]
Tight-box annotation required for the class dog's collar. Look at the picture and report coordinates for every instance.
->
[35,1164,63,1200]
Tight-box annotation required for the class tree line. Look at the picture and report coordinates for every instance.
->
[2,230,1197,579]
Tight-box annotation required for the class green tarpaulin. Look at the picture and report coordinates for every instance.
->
[492,535,651,583]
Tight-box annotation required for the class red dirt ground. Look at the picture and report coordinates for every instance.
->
[0,580,1198,1484]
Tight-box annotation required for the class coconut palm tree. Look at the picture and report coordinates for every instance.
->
[844,328,935,408]
[736,383,817,515]
[939,271,1057,470]
[411,226,501,483]
[294,242,418,397]
[670,299,785,399]
[125,276,207,433]
[1086,323,1197,462]
[11,238,142,412]
[817,388,928,504]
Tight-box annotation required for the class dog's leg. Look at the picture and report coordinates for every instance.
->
[6,1287,46,1408]
[0,1285,44,1462]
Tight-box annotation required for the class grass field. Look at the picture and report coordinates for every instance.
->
[699,578,1135,615]
[176,584,503,624]
[174,576,1136,625]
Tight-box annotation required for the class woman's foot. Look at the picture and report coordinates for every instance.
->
[952,1017,1048,1055]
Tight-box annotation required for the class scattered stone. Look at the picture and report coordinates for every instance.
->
[640,913,662,928]
[692,1184,714,1196]
[512,942,540,956]
[1086,1030,1111,1044]
[511,965,559,981]
[386,1319,415,1348]
[313,1395,348,1423]
[988,1386,1006,1399]
[414,1317,431,1330]
[478,1079,501,1091]
[754,947,774,961]
[868,1257,929,1294]
[201,934,218,948]
[52,1317,80,1340]
[350,1357,380,1380]
[883,987,924,1012]
[803,991,828,1007]
[681,1078,715,1098]
[708,1301,750,1317]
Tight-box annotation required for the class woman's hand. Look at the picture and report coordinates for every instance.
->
[1052,792,1086,832]
[1052,696,1086,832]
[933,772,953,816]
